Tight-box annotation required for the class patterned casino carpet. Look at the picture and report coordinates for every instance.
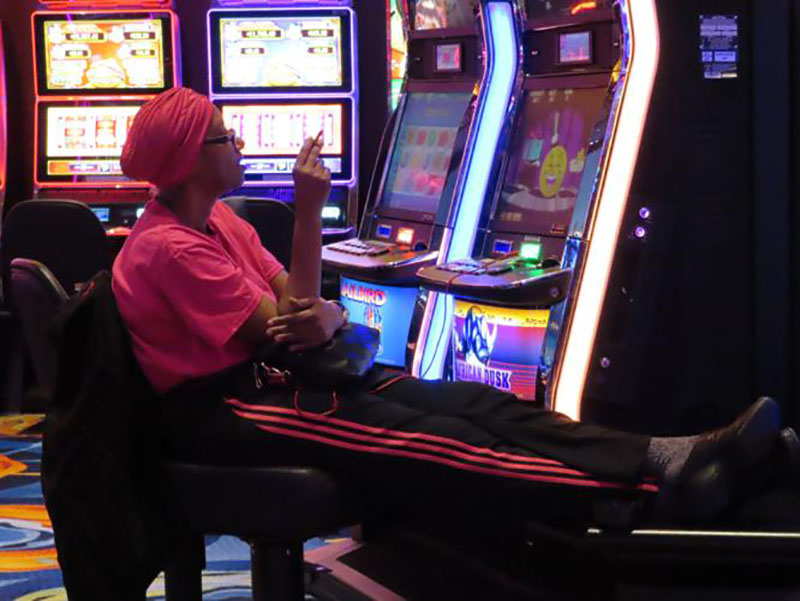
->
[0,415,350,600]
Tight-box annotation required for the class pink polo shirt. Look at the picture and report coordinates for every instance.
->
[112,200,284,394]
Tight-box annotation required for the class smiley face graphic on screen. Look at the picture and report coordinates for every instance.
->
[539,145,567,198]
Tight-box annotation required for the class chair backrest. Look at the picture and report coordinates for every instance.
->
[10,258,69,400]
[225,197,295,268]
[2,199,110,305]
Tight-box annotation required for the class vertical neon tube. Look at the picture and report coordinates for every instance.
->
[0,25,6,210]
[551,0,660,420]
[414,1,519,379]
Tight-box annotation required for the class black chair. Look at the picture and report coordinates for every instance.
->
[1,200,110,411]
[2,199,110,302]
[9,259,68,403]
[12,257,357,601]
[164,465,356,600]
[224,197,296,268]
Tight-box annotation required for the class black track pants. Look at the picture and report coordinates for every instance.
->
[161,372,656,521]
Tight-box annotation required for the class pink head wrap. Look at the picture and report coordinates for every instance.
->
[121,87,215,189]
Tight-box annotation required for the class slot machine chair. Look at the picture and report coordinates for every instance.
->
[0,200,110,410]
[9,259,68,403]
[11,259,358,601]
[224,197,296,268]
[2,199,110,302]
[224,196,342,300]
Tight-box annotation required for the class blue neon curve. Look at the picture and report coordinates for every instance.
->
[419,1,520,379]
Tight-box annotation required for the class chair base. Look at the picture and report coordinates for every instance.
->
[165,537,310,601]
[252,540,305,600]
[164,535,205,601]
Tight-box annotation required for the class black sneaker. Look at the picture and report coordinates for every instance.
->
[659,397,782,522]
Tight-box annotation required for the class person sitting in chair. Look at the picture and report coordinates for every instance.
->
[113,87,787,524]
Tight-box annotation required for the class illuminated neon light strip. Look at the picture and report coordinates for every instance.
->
[0,25,6,207]
[551,0,660,420]
[571,2,598,15]
[413,1,520,379]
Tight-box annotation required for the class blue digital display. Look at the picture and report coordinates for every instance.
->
[376,224,393,239]
[493,239,513,254]
[339,277,419,367]
[91,207,110,223]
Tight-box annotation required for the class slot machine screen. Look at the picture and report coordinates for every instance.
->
[435,43,463,72]
[34,13,174,94]
[210,9,353,94]
[380,92,472,215]
[221,100,351,182]
[37,103,143,183]
[494,87,606,234]
[558,31,593,65]
[411,0,475,31]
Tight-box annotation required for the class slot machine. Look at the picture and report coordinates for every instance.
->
[32,0,181,236]
[577,4,758,430]
[417,0,659,403]
[322,0,521,371]
[207,0,359,235]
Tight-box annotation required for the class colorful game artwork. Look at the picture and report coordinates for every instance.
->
[496,87,606,231]
[45,105,140,177]
[392,125,457,201]
[413,0,476,30]
[452,301,550,401]
[339,278,419,368]
[223,104,343,157]
[43,19,165,90]
[220,17,343,88]
[382,92,471,214]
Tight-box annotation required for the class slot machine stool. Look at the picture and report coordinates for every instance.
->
[164,463,358,601]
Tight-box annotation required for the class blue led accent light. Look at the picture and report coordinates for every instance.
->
[418,1,520,379]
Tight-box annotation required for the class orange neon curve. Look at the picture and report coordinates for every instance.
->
[571,2,598,15]
[551,0,660,421]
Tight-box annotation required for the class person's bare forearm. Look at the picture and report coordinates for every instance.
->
[278,211,322,314]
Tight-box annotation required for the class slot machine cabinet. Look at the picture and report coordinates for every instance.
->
[31,0,181,236]
[207,0,359,236]
[417,0,658,401]
[322,0,521,371]
[578,2,762,432]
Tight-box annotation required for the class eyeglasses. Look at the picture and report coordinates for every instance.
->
[204,129,237,147]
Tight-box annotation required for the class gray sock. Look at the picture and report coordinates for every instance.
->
[645,435,700,481]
